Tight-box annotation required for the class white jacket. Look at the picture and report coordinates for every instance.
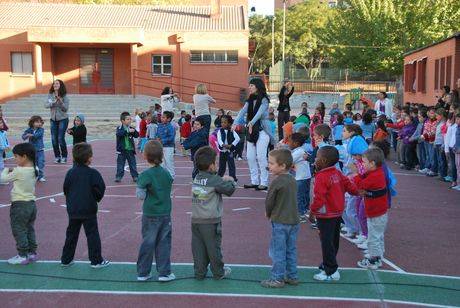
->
[444,123,457,152]
[374,98,393,117]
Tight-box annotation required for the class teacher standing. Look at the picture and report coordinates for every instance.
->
[277,80,294,141]
[45,79,69,164]
[193,84,215,136]
[374,91,393,118]
[235,78,276,191]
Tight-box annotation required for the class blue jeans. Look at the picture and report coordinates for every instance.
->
[50,118,69,159]
[36,150,45,179]
[417,142,426,170]
[269,222,299,280]
[137,215,172,277]
[425,142,434,170]
[115,150,138,179]
[296,179,311,215]
[342,195,359,234]
[0,149,4,171]
[433,145,447,177]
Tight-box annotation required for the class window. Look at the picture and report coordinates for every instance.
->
[411,61,417,93]
[446,56,452,89]
[151,55,172,75]
[190,50,238,64]
[417,58,427,93]
[434,59,439,90]
[11,52,32,75]
[440,57,445,88]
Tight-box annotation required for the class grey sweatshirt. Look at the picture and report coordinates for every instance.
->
[45,93,69,121]
[191,171,236,224]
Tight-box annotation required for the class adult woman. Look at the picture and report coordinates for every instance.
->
[277,80,294,140]
[160,87,179,113]
[193,84,215,136]
[317,102,326,120]
[45,79,69,164]
[235,78,276,191]
[374,91,393,117]
[436,86,451,110]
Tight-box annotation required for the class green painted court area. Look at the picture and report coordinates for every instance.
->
[0,262,459,307]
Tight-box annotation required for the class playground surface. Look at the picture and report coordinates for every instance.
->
[0,139,459,307]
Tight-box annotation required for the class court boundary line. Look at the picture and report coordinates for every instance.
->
[0,289,452,308]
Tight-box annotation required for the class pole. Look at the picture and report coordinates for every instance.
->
[271,16,275,67]
[282,0,286,63]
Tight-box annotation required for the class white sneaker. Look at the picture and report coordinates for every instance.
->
[158,273,176,282]
[357,258,381,269]
[418,168,428,174]
[351,235,366,244]
[313,270,340,281]
[452,185,460,191]
[8,255,29,265]
[54,158,61,164]
[137,274,153,281]
[61,261,75,267]
[61,158,67,164]
[218,266,232,280]
[357,241,368,250]
[38,177,46,182]
[91,260,110,268]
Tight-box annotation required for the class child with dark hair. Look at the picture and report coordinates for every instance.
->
[360,112,375,143]
[22,115,45,182]
[1,143,39,265]
[282,115,297,144]
[214,109,225,128]
[310,146,358,281]
[343,111,353,125]
[61,143,108,269]
[67,114,87,145]
[179,114,192,156]
[182,118,208,178]
[332,114,344,145]
[136,140,175,282]
[115,111,139,183]
[373,119,389,143]
[217,115,240,181]
[261,149,299,288]
[353,113,362,125]
[0,119,9,175]
[192,146,236,280]
[178,110,187,127]
[399,115,418,170]
[138,112,148,152]
[156,111,176,179]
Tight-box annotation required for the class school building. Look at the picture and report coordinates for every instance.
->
[403,33,460,106]
[0,0,249,109]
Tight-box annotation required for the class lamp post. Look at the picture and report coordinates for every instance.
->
[272,15,275,67]
[282,0,286,77]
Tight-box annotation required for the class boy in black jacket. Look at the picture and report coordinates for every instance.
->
[217,115,240,182]
[61,143,109,268]
[182,118,208,179]
[115,111,139,183]
[67,114,87,145]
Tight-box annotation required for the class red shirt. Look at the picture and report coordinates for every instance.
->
[353,167,388,218]
[311,167,359,219]
[180,122,192,138]
[139,119,147,138]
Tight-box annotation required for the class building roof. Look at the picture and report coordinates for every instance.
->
[0,2,247,32]
[404,32,460,57]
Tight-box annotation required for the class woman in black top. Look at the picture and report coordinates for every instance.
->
[277,80,294,141]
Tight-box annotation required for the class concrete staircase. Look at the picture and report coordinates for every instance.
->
[1,94,196,138]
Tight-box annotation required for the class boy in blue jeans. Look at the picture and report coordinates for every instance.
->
[262,149,300,288]
[115,111,139,183]
[136,140,175,282]
[22,116,45,182]
[156,111,176,179]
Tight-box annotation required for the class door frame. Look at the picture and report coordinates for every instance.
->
[79,48,115,94]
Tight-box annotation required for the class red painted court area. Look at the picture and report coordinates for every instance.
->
[0,139,459,307]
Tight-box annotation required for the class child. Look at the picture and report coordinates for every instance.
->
[0,106,9,131]
[136,140,175,281]
[61,143,109,268]
[343,111,354,125]
[453,113,460,191]
[332,114,345,145]
[217,115,240,181]
[373,119,389,143]
[234,124,246,161]
[399,116,417,170]
[261,149,299,288]
[282,116,297,144]
[310,146,358,281]
[329,102,341,118]
[353,148,389,269]
[309,115,321,148]
[429,108,447,179]
[1,143,39,265]
[146,114,158,141]
[156,111,176,179]
[134,108,142,133]
[413,112,427,172]
[360,112,375,143]
[0,120,9,174]
[353,113,362,125]
[182,118,208,179]
[67,114,87,145]
[294,108,310,132]
[115,112,139,183]
[420,108,438,175]
[138,112,148,152]
[214,109,225,128]
[178,110,187,127]
[180,114,192,156]
[289,133,311,223]
[191,146,236,280]
[22,115,45,182]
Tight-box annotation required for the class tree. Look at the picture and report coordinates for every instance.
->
[323,0,460,75]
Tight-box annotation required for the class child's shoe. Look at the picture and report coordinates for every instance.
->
[357,241,368,250]
[426,171,438,177]
[114,178,122,183]
[91,260,110,268]
[38,177,46,182]
[357,258,381,270]
[61,158,67,164]
[418,168,429,174]
[261,279,285,288]
[351,235,366,244]
[217,266,232,280]
[452,185,460,191]
[61,261,75,267]
[284,277,299,286]
[137,274,152,281]
[299,215,307,223]
[27,253,38,262]
[158,273,176,282]
[313,270,340,281]
[8,255,29,265]
[54,158,61,164]
[444,176,453,182]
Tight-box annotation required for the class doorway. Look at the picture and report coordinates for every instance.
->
[79,49,114,94]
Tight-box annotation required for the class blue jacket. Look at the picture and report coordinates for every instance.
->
[360,123,375,140]
[22,127,44,151]
[333,124,344,141]
[456,124,460,151]
[409,122,423,143]
[0,130,9,151]
[182,128,208,161]
[156,122,175,147]
[116,125,139,153]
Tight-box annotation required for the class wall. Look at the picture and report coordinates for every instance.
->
[404,38,459,106]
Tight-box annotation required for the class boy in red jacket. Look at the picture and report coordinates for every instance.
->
[353,147,389,270]
[310,146,358,281]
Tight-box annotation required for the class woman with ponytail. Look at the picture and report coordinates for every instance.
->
[0,143,39,265]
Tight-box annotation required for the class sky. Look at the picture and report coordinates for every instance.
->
[248,0,275,16]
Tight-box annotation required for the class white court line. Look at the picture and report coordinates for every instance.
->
[340,234,406,273]
[0,290,451,308]
[0,192,63,209]
[232,207,251,212]
[103,195,265,200]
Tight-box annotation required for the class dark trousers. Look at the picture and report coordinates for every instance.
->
[277,111,290,141]
[235,132,245,158]
[137,215,172,277]
[50,118,69,159]
[191,222,225,279]
[116,150,138,179]
[61,216,103,265]
[218,151,236,180]
[317,217,341,276]
[10,201,37,257]
[402,143,417,169]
